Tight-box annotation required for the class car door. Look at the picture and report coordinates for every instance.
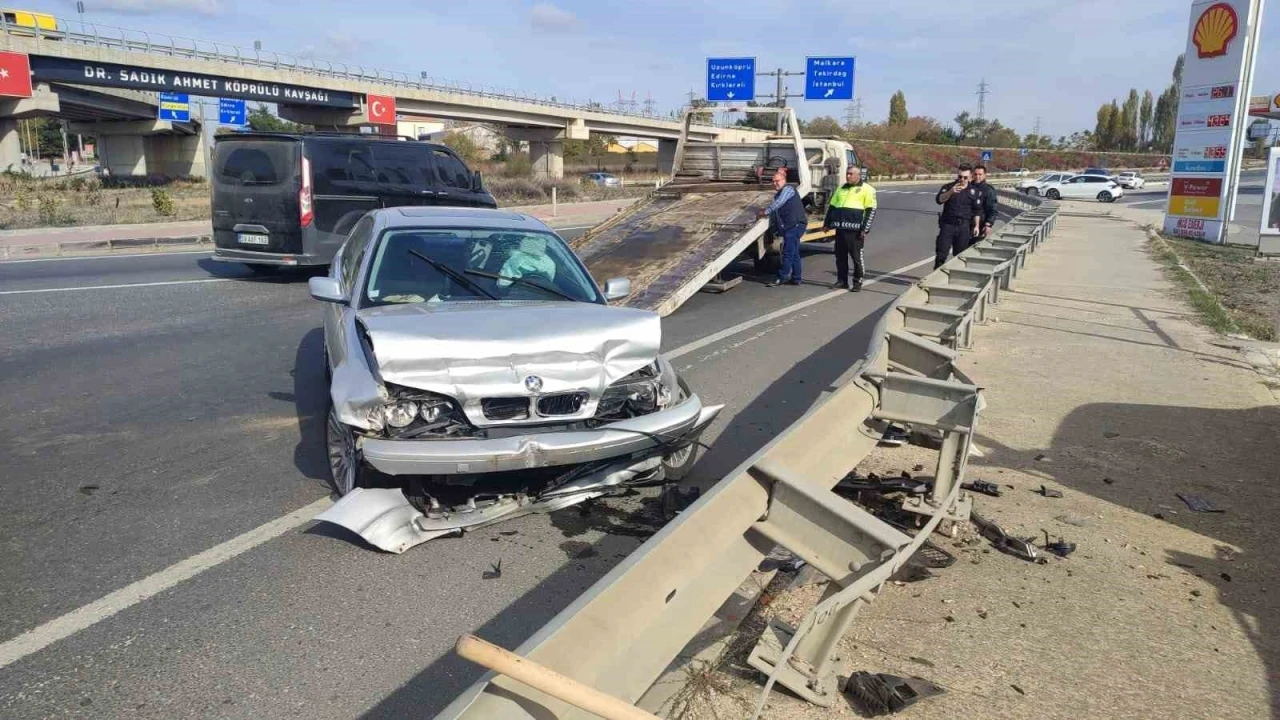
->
[428,146,486,207]
[309,139,382,262]
[1061,177,1089,198]
[372,141,437,210]
[325,215,376,373]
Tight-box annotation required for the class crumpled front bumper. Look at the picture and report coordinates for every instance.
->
[359,394,722,476]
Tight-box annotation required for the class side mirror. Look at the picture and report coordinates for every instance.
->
[472,170,484,192]
[309,276,346,305]
[602,277,631,302]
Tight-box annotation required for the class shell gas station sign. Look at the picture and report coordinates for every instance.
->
[1164,0,1263,243]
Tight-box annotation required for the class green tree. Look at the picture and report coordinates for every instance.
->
[803,116,844,136]
[1106,100,1123,152]
[888,91,908,126]
[1094,103,1115,150]
[1120,89,1140,151]
[441,130,485,165]
[734,101,780,131]
[1152,85,1179,153]
[953,111,987,142]
[246,104,307,132]
[980,120,1020,149]
[1139,90,1154,149]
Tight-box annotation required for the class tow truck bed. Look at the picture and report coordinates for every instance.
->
[570,186,773,317]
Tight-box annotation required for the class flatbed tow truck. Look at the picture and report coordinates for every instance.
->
[568,107,860,316]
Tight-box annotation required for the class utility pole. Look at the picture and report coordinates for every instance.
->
[976,79,990,121]
[756,67,804,133]
[1033,116,1042,139]
[843,98,864,130]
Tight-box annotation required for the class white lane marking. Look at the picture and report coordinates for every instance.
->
[0,278,233,296]
[667,256,934,361]
[0,250,212,265]
[0,497,334,669]
[1127,200,1168,208]
[0,254,932,665]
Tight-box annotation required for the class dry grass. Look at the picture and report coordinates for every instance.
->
[1152,230,1280,341]
[0,173,209,229]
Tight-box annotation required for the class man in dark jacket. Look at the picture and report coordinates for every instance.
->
[823,166,877,291]
[934,164,982,268]
[760,168,808,287]
[971,164,998,246]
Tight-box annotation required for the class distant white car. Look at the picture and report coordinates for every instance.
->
[1017,171,1074,196]
[1012,168,1030,177]
[1115,171,1146,190]
[1042,174,1124,203]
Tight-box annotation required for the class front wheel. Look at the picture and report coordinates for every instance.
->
[1027,187,1040,197]
[1098,191,1113,202]
[1046,189,1061,200]
[326,405,365,496]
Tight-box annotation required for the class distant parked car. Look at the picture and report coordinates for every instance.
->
[1043,174,1123,202]
[1115,171,1146,190]
[584,172,621,188]
[1018,171,1074,196]
[1012,168,1030,177]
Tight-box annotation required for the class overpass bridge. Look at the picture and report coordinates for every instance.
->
[1,17,768,178]
[0,80,209,176]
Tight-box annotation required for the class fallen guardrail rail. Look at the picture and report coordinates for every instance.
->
[435,189,1058,720]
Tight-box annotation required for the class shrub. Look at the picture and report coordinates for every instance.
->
[151,188,175,216]
[37,196,64,225]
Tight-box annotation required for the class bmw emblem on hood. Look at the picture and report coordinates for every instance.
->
[524,375,543,393]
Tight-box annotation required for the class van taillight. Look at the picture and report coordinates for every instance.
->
[299,155,314,227]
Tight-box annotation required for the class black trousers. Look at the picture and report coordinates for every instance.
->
[834,230,865,284]
[935,221,970,269]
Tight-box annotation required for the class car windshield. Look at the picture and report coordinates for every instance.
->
[362,227,602,307]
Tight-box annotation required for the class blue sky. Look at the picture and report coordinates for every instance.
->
[23,0,1280,138]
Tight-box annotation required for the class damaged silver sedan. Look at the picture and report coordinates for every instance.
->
[308,207,721,552]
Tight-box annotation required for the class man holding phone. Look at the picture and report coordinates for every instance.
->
[934,164,982,268]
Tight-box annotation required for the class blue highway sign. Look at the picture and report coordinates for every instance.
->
[706,57,755,102]
[804,56,854,101]
[219,97,247,126]
[158,92,190,122]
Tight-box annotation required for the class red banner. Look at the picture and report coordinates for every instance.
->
[1171,177,1224,197]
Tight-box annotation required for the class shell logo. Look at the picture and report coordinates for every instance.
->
[1193,2,1239,59]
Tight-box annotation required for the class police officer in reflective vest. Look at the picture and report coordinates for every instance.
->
[823,166,877,291]
[934,164,982,268]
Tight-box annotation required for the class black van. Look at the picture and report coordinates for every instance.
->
[210,133,496,271]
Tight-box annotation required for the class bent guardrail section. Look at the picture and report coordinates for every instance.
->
[436,189,1057,720]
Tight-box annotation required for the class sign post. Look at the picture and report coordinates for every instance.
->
[1163,0,1264,244]
[158,92,190,122]
[706,57,755,102]
[1259,147,1280,254]
[803,56,854,101]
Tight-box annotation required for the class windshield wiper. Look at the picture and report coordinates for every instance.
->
[463,268,577,301]
[407,249,497,300]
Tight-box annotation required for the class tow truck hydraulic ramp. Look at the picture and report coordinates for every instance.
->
[569,107,855,317]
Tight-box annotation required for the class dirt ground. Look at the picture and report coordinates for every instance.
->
[682,210,1280,720]
[0,177,210,229]
[1161,234,1280,342]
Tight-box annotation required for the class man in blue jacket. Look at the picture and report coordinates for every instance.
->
[759,168,808,287]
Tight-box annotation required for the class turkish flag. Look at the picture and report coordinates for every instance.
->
[0,51,33,99]
[366,94,396,126]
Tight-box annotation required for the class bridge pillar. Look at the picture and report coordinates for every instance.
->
[71,120,205,178]
[278,104,364,129]
[0,118,20,173]
[529,140,564,180]
[657,139,677,175]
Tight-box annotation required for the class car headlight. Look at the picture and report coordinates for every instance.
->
[597,361,673,419]
[384,401,418,428]
[370,386,471,437]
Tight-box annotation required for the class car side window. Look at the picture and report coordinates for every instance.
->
[430,148,473,189]
[311,141,377,195]
[340,217,375,291]
[372,143,432,189]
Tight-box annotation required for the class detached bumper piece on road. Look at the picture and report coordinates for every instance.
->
[316,454,666,554]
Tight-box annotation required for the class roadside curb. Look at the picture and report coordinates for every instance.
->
[1,235,212,260]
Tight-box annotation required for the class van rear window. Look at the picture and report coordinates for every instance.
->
[214,142,293,186]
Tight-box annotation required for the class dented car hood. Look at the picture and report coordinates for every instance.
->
[355,300,661,426]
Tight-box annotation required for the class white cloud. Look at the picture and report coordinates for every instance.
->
[529,2,578,32]
[91,0,224,16]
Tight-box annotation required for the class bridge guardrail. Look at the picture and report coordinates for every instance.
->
[434,188,1058,719]
[0,16,741,128]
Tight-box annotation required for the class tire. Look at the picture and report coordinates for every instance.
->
[661,442,699,482]
[1046,189,1061,200]
[1098,191,1113,203]
[246,264,281,276]
[325,403,365,496]
[1027,187,1040,197]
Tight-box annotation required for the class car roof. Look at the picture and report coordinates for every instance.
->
[373,206,554,232]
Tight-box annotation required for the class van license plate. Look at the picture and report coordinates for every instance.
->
[237,233,269,245]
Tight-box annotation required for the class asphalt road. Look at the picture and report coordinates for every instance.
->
[0,186,952,719]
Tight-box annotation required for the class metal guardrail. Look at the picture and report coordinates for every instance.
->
[435,189,1057,719]
[0,15,738,129]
